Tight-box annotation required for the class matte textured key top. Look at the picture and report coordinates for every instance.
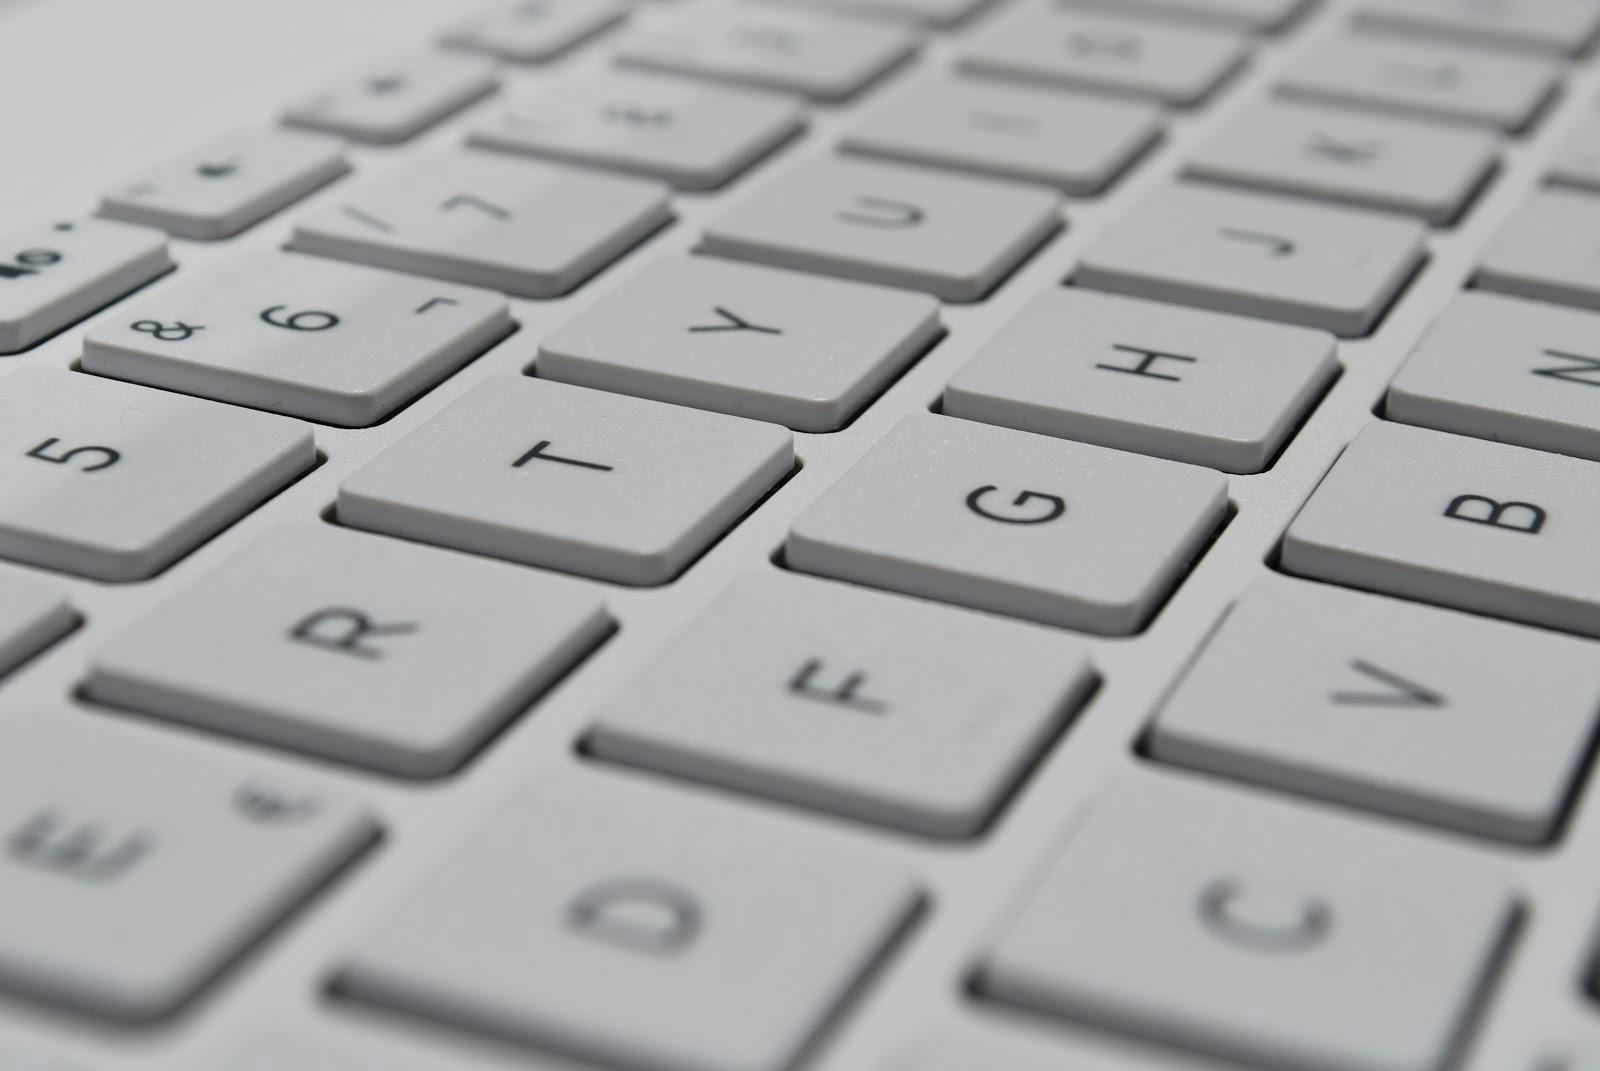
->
[1283,421,1600,637]
[979,774,1515,1071]
[1186,98,1499,225]
[469,71,805,191]
[220,1026,577,1071]
[538,255,940,431]
[1075,184,1426,336]
[1352,0,1600,58]
[1388,291,1600,462]
[1550,114,1600,192]
[0,216,170,355]
[842,76,1163,196]
[702,157,1061,302]
[289,150,671,298]
[1057,0,1310,32]
[1278,35,1560,133]
[0,716,374,1021]
[902,1022,1241,1071]
[0,369,313,582]
[590,571,1094,837]
[788,413,1227,633]
[945,289,1337,473]
[1478,189,1600,312]
[753,0,993,27]
[1152,576,1600,843]
[99,128,348,240]
[88,524,610,777]
[336,770,918,1071]
[616,3,919,103]
[339,376,793,585]
[441,0,631,63]
[283,51,499,145]
[82,252,510,426]
[960,8,1251,107]
[0,569,74,678]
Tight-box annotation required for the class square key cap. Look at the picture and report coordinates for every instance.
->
[339,376,793,585]
[753,0,993,28]
[1151,576,1600,843]
[0,369,313,582]
[842,76,1164,196]
[283,50,499,145]
[442,0,631,63]
[0,569,74,678]
[337,769,918,1071]
[0,715,375,1021]
[1478,189,1600,312]
[537,255,940,431]
[1388,291,1600,462]
[787,413,1227,633]
[945,289,1337,473]
[702,157,1062,302]
[289,150,672,299]
[1283,421,1600,637]
[979,774,1515,1071]
[1549,114,1600,193]
[87,524,610,777]
[1351,0,1600,58]
[82,252,510,427]
[590,571,1094,837]
[1057,0,1310,33]
[959,7,1251,107]
[1075,184,1426,336]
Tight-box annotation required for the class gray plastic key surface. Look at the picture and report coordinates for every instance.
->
[589,570,1095,837]
[1056,0,1309,31]
[751,0,993,27]
[1151,575,1600,843]
[440,0,631,63]
[787,412,1228,633]
[282,50,499,145]
[0,716,375,1022]
[339,375,793,585]
[701,157,1062,302]
[1477,189,1600,312]
[0,368,314,582]
[0,569,74,679]
[87,524,611,777]
[944,288,1338,473]
[336,768,919,1071]
[1283,421,1600,637]
[979,773,1516,1071]
[99,127,349,240]
[1075,183,1427,336]
[218,1025,582,1071]
[1549,115,1600,192]
[81,251,510,427]
[288,150,672,298]
[1351,0,1600,58]
[537,254,940,431]
[1388,291,1600,463]
[0,216,170,355]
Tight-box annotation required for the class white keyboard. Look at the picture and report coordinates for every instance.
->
[2,0,1600,1067]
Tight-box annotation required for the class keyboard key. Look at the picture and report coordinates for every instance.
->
[945,289,1337,473]
[0,569,73,678]
[752,0,994,27]
[616,3,919,103]
[978,775,1515,1071]
[1351,0,1600,58]
[1278,35,1560,133]
[1076,184,1426,336]
[842,76,1163,196]
[1388,291,1600,462]
[441,0,631,63]
[289,150,671,299]
[959,8,1250,107]
[787,413,1226,633]
[81,252,510,427]
[1057,0,1310,32]
[538,256,939,431]
[99,128,348,241]
[0,716,374,1021]
[0,369,312,582]
[87,524,609,777]
[469,71,805,191]
[0,216,170,355]
[1151,576,1600,843]
[219,1024,576,1071]
[0,1042,92,1071]
[339,376,792,585]
[336,770,918,1071]
[701,157,1061,302]
[283,50,499,145]
[1478,189,1600,311]
[590,571,1094,837]
[1283,421,1600,637]
[1550,114,1600,192]
[900,1022,1208,1071]
[1186,98,1499,225]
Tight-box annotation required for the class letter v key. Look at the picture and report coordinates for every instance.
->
[1331,659,1446,709]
